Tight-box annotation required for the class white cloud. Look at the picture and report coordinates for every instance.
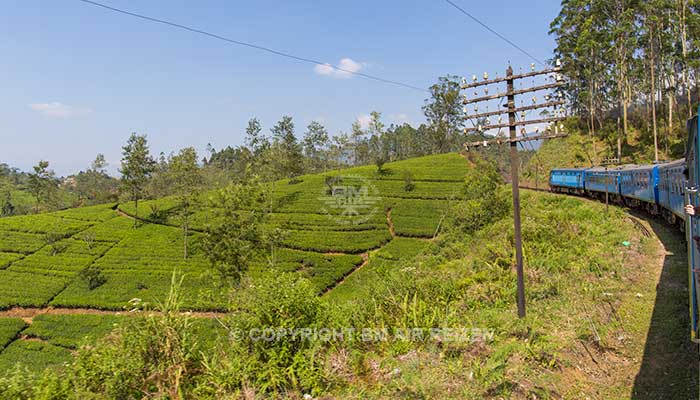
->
[314,57,364,79]
[29,102,92,118]
[390,113,411,125]
[357,114,372,129]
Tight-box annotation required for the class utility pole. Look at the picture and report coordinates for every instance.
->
[506,66,526,318]
[461,62,566,318]
[601,157,619,214]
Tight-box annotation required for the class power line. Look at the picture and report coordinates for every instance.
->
[442,0,544,65]
[75,0,429,93]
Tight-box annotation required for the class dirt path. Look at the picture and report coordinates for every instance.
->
[522,187,698,398]
[386,208,396,238]
[0,306,228,324]
[321,252,369,296]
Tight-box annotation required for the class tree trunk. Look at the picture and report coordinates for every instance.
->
[650,26,659,162]
[617,116,622,161]
[134,197,139,228]
[680,0,692,118]
[184,219,188,259]
[668,88,673,156]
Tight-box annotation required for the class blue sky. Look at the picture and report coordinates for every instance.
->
[0,0,559,176]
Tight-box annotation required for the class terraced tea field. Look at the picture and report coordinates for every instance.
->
[0,153,470,373]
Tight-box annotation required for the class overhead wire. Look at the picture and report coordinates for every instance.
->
[75,0,429,93]
[442,0,544,65]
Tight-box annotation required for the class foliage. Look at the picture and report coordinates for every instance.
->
[0,271,68,309]
[422,75,465,154]
[0,341,72,374]
[27,161,57,213]
[78,265,107,290]
[223,271,326,394]
[402,169,415,192]
[550,0,700,161]
[271,115,304,181]
[448,156,510,234]
[67,273,205,398]
[201,181,270,284]
[73,154,118,205]
[119,133,156,223]
[0,318,26,350]
[168,146,203,259]
[23,315,122,349]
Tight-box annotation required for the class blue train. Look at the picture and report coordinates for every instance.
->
[549,106,700,343]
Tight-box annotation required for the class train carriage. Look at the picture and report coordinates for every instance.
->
[549,168,585,194]
[583,167,619,198]
[657,159,686,221]
[549,106,700,358]
[685,111,700,343]
[618,165,658,208]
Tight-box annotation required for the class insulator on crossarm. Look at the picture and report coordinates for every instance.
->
[531,63,535,71]
[472,74,477,82]
[483,72,489,80]
[556,58,562,67]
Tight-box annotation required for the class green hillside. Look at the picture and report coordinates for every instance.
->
[0,153,467,314]
[0,152,694,399]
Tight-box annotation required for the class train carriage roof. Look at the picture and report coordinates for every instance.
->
[657,159,685,169]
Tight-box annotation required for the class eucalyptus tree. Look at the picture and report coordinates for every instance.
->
[302,120,330,172]
[422,75,464,154]
[169,147,202,259]
[120,133,156,226]
[202,180,269,285]
[28,160,57,213]
[271,116,304,181]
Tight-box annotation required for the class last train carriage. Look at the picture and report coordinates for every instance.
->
[549,106,700,343]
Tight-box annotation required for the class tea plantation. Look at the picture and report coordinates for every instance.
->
[0,153,470,373]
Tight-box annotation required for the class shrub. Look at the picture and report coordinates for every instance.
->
[448,157,510,234]
[70,273,203,398]
[78,265,106,290]
[44,233,68,256]
[224,271,326,394]
[81,232,96,250]
[402,170,415,192]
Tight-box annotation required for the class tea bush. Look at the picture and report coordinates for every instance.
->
[23,314,124,349]
[0,341,72,373]
[0,318,26,350]
[0,271,68,309]
[0,253,22,269]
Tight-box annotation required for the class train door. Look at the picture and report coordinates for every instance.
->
[687,114,700,342]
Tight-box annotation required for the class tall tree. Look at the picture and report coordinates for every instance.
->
[202,181,269,285]
[303,121,330,172]
[27,160,56,213]
[75,154,116,205]
[169,147,202,259]
[245,118,269,157]
[367,111,389,172]
[422,75,464,154]
[120,133,156,226]
[271,116,304,180]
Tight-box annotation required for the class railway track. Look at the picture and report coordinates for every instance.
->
[520,185,655,238]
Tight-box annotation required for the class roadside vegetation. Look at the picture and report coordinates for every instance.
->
[0,151,692,398]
